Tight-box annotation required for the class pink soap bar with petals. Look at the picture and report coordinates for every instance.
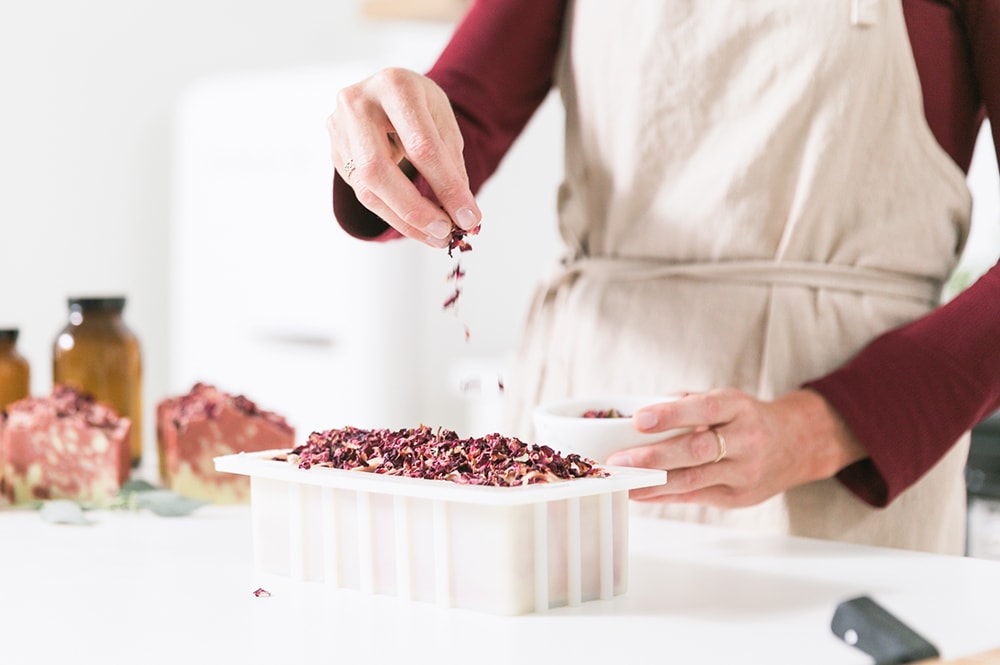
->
[157,383,294,503]
[0,385,131,505]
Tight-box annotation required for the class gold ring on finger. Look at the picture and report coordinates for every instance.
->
[343,158,357,180]
[711,428,726,463]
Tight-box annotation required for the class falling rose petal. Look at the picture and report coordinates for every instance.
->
[252,587,271,597]
[443,288,461,310]
[444,224,479,333]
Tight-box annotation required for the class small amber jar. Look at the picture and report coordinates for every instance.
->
[0,328,31,411]
[53,297,143,467]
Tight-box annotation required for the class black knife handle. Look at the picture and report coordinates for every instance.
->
[831,595,940,664]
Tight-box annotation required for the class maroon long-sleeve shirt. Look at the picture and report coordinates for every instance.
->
[334,0,1000,508]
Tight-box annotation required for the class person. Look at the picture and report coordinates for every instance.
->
[326,0,1000,554]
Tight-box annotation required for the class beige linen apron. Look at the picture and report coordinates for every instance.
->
[504,0,973,553]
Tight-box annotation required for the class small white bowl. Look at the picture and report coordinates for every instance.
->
[532,395,689,464]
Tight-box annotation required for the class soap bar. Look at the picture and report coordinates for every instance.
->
[156,383,294,503]
[0,385,131,505]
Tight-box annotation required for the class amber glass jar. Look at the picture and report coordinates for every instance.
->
[0,328,31,411]
[53,297,143,467]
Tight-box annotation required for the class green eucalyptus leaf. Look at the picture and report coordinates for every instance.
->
[119,478,159,493]
[39,500,91,525]
[132,489,209,517]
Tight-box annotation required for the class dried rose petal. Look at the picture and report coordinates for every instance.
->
[252,587,271,597]
[582,409,630,419]
[443,288,461,310]
[276,425,607,487]
[443,224,479,311]
[447,225,476,257]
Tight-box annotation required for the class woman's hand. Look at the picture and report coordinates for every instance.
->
[327,67,481,248]
[605,388,868,508]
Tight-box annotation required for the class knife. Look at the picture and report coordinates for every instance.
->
[831,596,1000,664]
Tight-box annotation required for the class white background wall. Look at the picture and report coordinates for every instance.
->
[1,1,997,471]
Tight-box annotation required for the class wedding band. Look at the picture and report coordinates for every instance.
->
[343,158,356,180]
[711,428,727,463]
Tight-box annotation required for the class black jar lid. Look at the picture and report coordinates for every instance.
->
[0,329,19,342]
[68,296,126,312]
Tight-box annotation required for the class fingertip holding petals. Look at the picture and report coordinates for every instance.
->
[427,219,452,239]
[456,207,478,230]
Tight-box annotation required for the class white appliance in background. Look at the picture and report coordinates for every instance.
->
[168,57,565,440]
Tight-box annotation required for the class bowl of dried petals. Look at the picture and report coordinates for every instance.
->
[532,394,690,465]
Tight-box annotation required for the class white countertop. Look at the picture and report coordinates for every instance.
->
[2,504,998,664]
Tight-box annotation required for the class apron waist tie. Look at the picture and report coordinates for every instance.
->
[555,257,942,305]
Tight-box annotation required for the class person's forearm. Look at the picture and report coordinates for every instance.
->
[804,265,1000,506]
